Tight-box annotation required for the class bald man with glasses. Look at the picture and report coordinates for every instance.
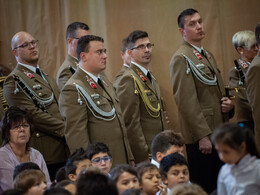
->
[4,31,69,180]
[114,30,167,164]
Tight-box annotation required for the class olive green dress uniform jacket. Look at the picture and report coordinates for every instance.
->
[113,65,129,87]
[59,68,134,164]
[246,51,260,153]
[114,63,166,163]
[56,54,78,90]
[229,62,253,123]
[3,64,68,164]
[169,42,228,144]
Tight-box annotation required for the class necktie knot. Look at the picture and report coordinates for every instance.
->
[98,78,104,89]
[36,68,42,78]
[201,49,207,59]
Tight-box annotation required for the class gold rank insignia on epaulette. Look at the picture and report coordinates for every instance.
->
[131,74,160,118]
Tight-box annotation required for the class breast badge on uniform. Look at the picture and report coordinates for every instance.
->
[23,70,35,79]
[33,84,42,90]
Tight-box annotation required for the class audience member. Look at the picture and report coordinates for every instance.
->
[110,164,140,194]
[211,122,260,195]
[122,189,145,195]
[56,22,90,90]
[229,30,258,131]
[151,130,184,168]
[59,35,134,165]
[13,162,41,180]
[114,30,167,163]
[136,163,167,195]
[76,167,118,195]
[4,31,69,180]
[1,189,24,195]
[56,180,76,195]
[14,169,47,195]
[65,148,91,181]
[43,187,72,195]
[246,22,260,153]
[0,106,50,193]
[86,142,112,175]
[169,183,207,195]
[54,167,67,184]
[169,8,234,193]
[159,152,190,190]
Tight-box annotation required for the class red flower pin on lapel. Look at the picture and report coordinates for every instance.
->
[87,77,97,89]
[193,49,202,60]
[23,70,34,78]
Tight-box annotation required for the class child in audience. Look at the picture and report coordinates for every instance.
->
[65,148,91,181]
[211,123,260,195]
[136,163,167,195]
[56,180,76,195]
[159,152,190,190]
[86,142,112,175]
[110,164,140,194]
[169,183,207,195]
[14,169,47,195]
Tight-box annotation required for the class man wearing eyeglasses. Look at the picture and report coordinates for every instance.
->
[169,9,234,193]
[59,35,134,166]
[3,31,69,180]
[113,30,167,164]
[56,22,90,90]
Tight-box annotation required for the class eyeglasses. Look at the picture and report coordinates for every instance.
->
[13,40,39,50]
[130,43,154,50]
[11,123,30,131]
[91,156,111,164]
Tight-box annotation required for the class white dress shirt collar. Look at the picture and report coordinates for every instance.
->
[131,61,149,76]
[79,66,100,83]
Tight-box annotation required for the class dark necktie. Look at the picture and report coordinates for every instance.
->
[147,71,152,82]
[98,78,104,89]
[201,49,207,59]
[36,68,42,78]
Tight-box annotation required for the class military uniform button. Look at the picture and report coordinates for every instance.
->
[38,93,42,96]
[97,101,100,105]
[36,133,40,137]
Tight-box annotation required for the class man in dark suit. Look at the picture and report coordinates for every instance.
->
[169,9,233,193]
[56,22,90,90]
[4,31,68,180]
[59,35,134,165]
[246,22,260,154]
[114,30,167,163]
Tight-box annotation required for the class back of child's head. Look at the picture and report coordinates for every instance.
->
[65,148,89,176]
[135,162,159,183]
[122,188,145,195]
[13,162,41,180]
[55,180,76,195]
[43,187,72,195]
[169,183,207,195]
[110,164,138,182]
[76,168,118,195]
[2,189,24,195]
[151,130,184,160]
[85,142,111,160]
[211,122,259,157]
[55,166,67,183]
[159,152,188,175]
[14,169,46,192]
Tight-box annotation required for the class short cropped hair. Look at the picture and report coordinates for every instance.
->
[13,162,40,180]
[255,22,260,45]
[110,164,138,183]
[43,187,72,195]
[232,30,256,50]
[85,142,111,160]
[159,152,189,175]
[76,35,104,60]
[135,162,159,184]
[66,22,89,40]
[126,30,148,49]
[151,130,184,160]
[170,183,207,195]
[65,148,89,176]
[178,8,198,28]
[121,37,128,53]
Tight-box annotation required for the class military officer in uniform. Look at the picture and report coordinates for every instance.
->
[113,37,131,86]
[114,30,167,163]
[246,23,260,154]
[3,31,68,180]
[229,30,258,131]
[169,9,234,193]
[59,35,134,165]
[56,22,90,90]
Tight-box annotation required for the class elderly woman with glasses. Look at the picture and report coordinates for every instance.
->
[229,30,259,131]
[0,106,50,193]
